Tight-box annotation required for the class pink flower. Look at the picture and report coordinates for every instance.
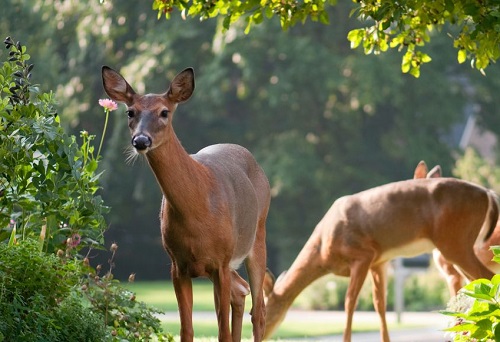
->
[69,233,81,247]
[98,98,118,111]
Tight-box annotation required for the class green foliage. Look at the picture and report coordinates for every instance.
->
[152,0,333,32]
[81,244,174,341]
[442,247,500,341]
[151,0,500,76]
[0,37,108,252]
[350,0,500,76]
[453,147,500,193]
[0,239,107,342]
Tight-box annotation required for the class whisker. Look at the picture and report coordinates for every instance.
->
[124,145,140,165]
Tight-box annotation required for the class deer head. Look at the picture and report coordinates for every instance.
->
[101,66,195,153]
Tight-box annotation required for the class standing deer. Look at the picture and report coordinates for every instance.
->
[263,175,498,342]
[102,66,270,342]
[414,161,500,296]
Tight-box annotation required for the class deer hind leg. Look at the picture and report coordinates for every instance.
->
[230,270,250,342]
[370,263,390,342]
[245,218,267,342]
[213,267,232,342]
[343,257,373,342]
[436,243,494,285]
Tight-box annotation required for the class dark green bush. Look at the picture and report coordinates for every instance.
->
[0,239,107,342]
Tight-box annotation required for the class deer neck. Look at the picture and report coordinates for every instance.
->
[145,130,210,216]
[266,239,325,337]
[273,236,326,306]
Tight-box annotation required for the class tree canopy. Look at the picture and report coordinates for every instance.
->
[152,0,500,77]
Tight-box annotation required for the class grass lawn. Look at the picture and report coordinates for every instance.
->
[125,280,431,340]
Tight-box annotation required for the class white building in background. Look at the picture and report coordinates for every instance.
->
[459,113,498,162]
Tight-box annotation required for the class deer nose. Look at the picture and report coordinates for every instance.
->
[132,135,152,151]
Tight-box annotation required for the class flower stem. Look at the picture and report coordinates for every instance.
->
[97,110,109,159]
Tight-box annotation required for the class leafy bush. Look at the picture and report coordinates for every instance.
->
[441,246,500,341]
[0,239,107,342]
[81,243,174,341]
[0,36,107,253]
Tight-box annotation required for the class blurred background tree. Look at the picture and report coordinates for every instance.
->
[1,0,499,278]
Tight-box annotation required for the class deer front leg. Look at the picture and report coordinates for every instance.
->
[213,267,232,341]
[344,258,372,342]
[370,263,390,342]
[171,265,194,342]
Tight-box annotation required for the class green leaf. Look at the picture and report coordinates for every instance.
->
[420,53,432,63]
[491,274,500,286]
[458,49,467,63]
[347,29,363,49]
[401,52,412,73]
[409,67,420,78]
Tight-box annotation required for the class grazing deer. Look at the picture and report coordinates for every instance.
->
[263,174,498,342]
[102,66,271,342]
[414,161,500,296]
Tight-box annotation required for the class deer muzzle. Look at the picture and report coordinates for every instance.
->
[132,134,152,152]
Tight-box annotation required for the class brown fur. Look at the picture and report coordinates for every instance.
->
[102,66,270,342]
[263,173,497,342]
[415,161,500,296]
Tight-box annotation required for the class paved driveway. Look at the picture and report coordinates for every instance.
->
[161,310,453,341]
[280,310,452,342]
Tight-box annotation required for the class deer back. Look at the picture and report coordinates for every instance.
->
[324,177,497,261]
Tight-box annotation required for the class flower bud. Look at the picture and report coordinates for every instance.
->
[110,243,118,252]
[128,273,135,283]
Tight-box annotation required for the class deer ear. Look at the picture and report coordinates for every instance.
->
[102,66,136,105]
[167,67,195,104]
[413,160,428,179]
[427,165,442,178]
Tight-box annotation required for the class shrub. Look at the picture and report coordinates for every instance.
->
[0,239,107,342]
[81,243,174,341]
[0,36,107,253]
[441,246,500,341]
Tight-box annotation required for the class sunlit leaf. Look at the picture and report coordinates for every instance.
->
[458,49,467,63]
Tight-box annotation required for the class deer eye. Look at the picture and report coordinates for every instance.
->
[126,109,135,118]
[160,109,169,118]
